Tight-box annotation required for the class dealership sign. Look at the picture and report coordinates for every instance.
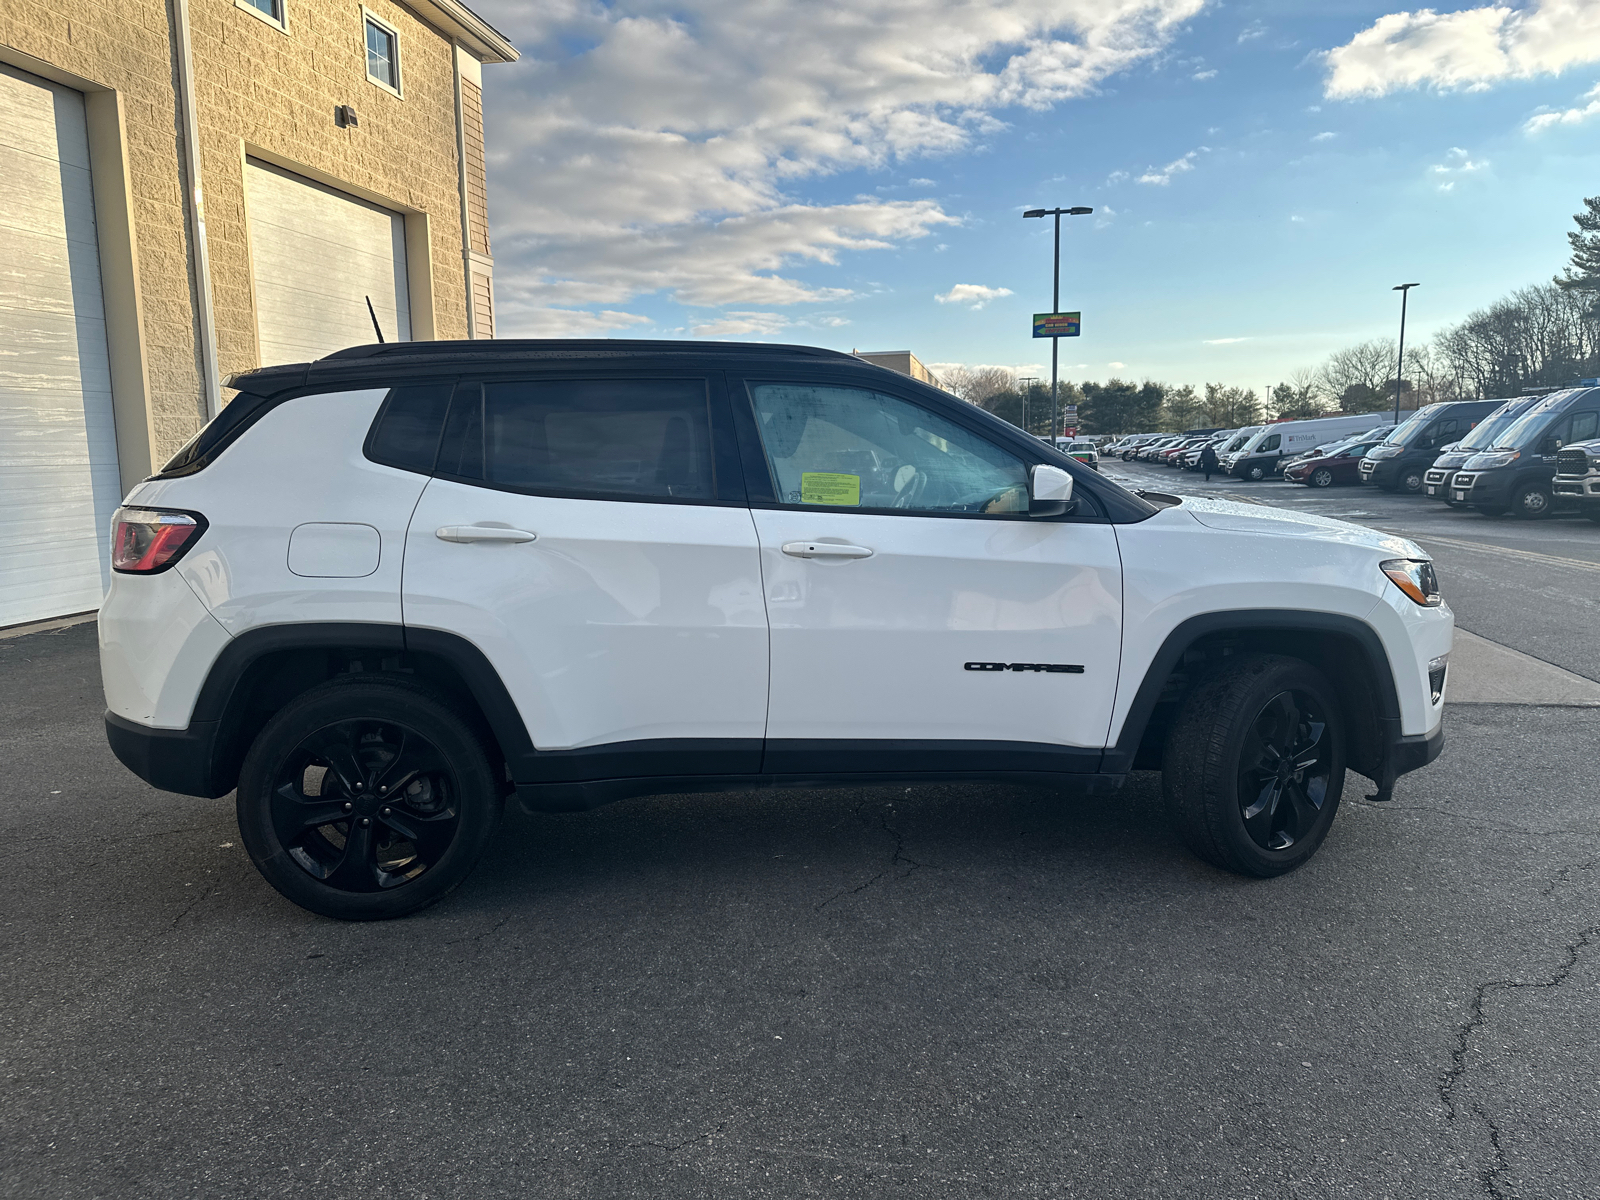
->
[1032,312,1081,338]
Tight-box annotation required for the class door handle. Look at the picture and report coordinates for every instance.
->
[435,526,538,543]
[781,541,873,559]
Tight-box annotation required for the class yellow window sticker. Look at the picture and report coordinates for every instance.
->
[800,472,860,506]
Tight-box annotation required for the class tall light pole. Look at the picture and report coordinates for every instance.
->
[1024,205,1093,441]
[1392,283,1419,423]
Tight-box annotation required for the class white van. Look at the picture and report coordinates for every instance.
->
[1222,413,1393,481]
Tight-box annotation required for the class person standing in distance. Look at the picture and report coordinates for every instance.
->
[1199,440,1220,482]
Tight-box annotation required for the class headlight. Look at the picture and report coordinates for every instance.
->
[1465,451,1519,469]
[1381,558,1442,607]
[1366,445,1402,460]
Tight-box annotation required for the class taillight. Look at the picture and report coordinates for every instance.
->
[111,508,206,573]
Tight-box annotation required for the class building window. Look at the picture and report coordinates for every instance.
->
[364,12,401,94]
[235,0,286,31]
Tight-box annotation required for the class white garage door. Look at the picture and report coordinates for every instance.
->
[244,159,411,366]
[0,64,120,629]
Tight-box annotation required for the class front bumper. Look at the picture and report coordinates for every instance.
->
[1552,474,1600,500]
[1423,467,1456,498]
[1358,457,1401,486]
[1450,469,1511,508]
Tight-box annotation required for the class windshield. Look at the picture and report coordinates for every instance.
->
[1381,407,1439,448]
[1454,409,1519,452]
[1491,406,1561,450]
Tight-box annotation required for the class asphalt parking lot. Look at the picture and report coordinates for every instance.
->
[4,470,1599,1199]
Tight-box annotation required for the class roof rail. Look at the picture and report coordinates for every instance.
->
[318,338,858,362]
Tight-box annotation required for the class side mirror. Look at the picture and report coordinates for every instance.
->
[1030,463,1075,517]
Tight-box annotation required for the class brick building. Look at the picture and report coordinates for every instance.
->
[0,0,516,626]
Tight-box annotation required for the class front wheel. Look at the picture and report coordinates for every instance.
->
[236,677,504,920]
[1398,468,1425,494]
[1163,654,1346,877]
[1310,467,1335,488]
[1510,482,1552,519]
[1246,464,1266,481]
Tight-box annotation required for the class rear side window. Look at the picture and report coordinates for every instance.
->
[365,384,454,473]
[437,378,715,501]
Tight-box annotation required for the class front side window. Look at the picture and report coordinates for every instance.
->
[438,378,715,501]
[749,383,1028,515]
[365,14,400,92]
[1258,433,1280,452]
[1569,410,1598,443]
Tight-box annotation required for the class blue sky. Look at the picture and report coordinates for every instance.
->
[475,0,1600,388]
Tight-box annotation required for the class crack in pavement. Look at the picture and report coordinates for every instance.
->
[1439,923,1600,1198]
[814,803,923,910]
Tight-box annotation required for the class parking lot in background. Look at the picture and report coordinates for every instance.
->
[4,466,1599,1199]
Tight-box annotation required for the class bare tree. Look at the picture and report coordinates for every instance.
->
[1318,339,1395,411]
[939,365,1016,407]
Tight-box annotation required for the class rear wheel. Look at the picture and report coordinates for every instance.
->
[1163,654,1345,877]
[236,678,504,920]
[1510,481,1552,520]
[1310,467,1335,488]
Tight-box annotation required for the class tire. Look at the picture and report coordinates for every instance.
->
[1162,654,1346,878]
[1398,468,1424,494]
[1510,482,1552,520]
[1310,468,1335,489]
[236,677,504,920]
[1246,463,1266,482]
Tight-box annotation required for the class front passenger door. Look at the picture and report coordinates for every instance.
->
[736,379,1122,772]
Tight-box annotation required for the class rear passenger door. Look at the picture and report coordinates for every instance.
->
[402,373,767,777]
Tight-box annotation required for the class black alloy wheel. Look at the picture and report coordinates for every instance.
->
[1163,654,1346,877]
[1234,690,1333,852]
[237,678,503,920]
[1310,467,1335,488]
[1511,482,1552,519]
[270,719,460,892]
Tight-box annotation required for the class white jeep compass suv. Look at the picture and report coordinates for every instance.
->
[101,340,1451,920]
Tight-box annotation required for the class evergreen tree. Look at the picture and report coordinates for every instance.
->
[1554,194,1600,318]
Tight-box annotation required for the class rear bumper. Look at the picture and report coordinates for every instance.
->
[105,710,227,798]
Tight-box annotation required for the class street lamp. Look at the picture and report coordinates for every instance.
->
[1024,206,1093,442]
[1392,283,1419,424]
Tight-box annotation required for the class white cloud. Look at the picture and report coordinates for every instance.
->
[1137,149,1201,185]
[1203,336,1251,344]
[1430,146,1489,190]
[1311,130,1338,141]
[1324,0,1600,99]
[490,301,653,338]
[690,311,791,338]
[1525,80,1600,130]
[935,283,1015,308]
[908,177,937,186]
[1106,169,1131,184]
[483,0,1207,334]
[1239,21,1268,43]
[1107,361,1127,369]
[1192,68,1218,80]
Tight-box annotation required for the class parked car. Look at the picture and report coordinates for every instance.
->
[1282,439,1384,487]
[100,338,1451,918]
[1120,434,1163,460]
[1135,437,1180,462]
[1223,413,1394,481]
[1422,397,1542,504]
[1062,440,1101,470]
[1358,400,1504,493]
[1157,437,1206,466]
[1552,437,1600,522]
[1179,432,1237,470]
[1450,386,1600,517]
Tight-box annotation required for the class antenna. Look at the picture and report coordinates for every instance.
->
[365,295,385,343]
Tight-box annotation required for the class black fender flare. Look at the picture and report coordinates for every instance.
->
[189,622,536,794]
[1102,609,1402,775]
